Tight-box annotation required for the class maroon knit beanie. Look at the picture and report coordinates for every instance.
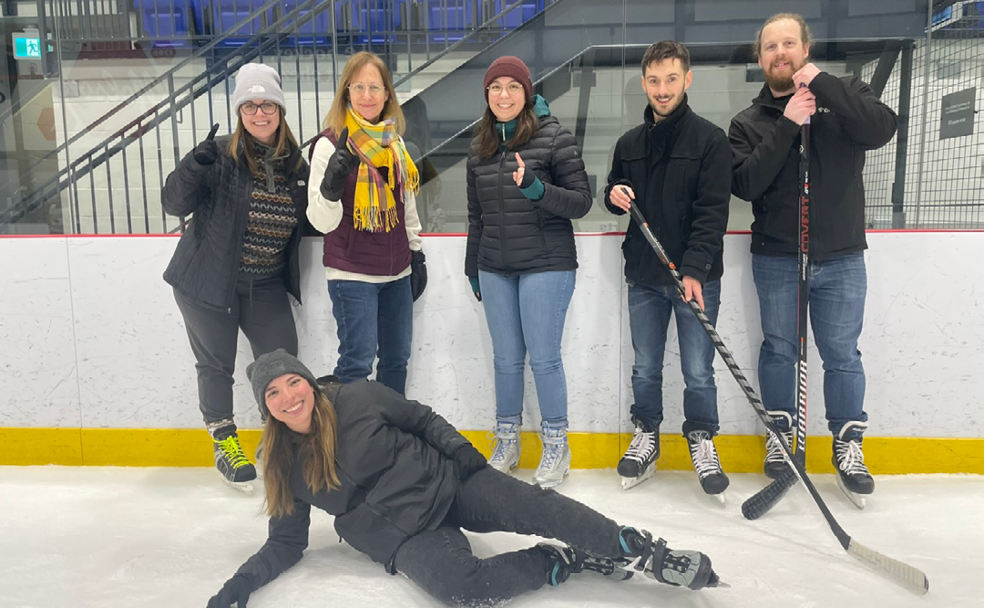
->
[483,56,533,103]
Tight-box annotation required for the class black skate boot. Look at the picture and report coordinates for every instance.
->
[617,417,659,490]
[618,527,724,590]
[764,410,794,479]
[209,422,257,493]
[832,421,874,509]
[684,425,729,500]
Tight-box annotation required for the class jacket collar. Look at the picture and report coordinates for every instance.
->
[643,93,691,133]
[752,84,793,113]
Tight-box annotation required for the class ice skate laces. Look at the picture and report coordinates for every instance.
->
[215,435,251,469]
[488,426,518,466]
[687,432,721,480]
[539,428,566,469]
[624,427,657,464]
[765,428,792,464]
[834,439,868,475]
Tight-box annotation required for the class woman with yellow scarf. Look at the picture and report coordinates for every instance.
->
[307,52,424,396]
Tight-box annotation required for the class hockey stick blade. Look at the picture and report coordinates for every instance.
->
[625,203,930,596]
[847,539,929,595]
[741,466,798,520]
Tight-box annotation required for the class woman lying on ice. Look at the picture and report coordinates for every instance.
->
[206,349,724,607]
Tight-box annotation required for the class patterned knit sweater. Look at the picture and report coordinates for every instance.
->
[240,142,299,277]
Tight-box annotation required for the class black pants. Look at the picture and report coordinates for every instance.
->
[392,467,623,607]
[173,276,298,424]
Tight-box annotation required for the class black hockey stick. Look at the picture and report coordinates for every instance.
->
[742,120,812,518]
[625,201,929,595]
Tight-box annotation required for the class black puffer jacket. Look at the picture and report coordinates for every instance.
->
[465,96,592,277]
[161,135,312,310]
[730,74,897,259]
[231,380,469,587]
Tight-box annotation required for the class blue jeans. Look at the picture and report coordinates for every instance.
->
[627,280,722,434]
[479,269,575,427]
[752,253,868,435]
[327,276,412,395]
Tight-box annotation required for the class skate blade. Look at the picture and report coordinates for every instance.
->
[709,490,726,506]
[712,580,731,589]
[620,465,656,491]
[219,475,254,495]
[835,475,866,510]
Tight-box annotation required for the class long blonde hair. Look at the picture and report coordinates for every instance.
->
[262,387,341,518]
[227,109,304,177]
[322,51,406,135]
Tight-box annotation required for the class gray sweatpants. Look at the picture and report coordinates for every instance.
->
[173,275,298,424]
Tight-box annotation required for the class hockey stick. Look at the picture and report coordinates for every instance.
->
[742,120,812,518]
[625,201,929,595]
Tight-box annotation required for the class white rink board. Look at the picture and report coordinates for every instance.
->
[1,232,982,437]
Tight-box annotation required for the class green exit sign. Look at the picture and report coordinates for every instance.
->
[12,34,42,60]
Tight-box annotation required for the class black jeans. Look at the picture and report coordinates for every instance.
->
[173,275,298,424]
[392,467,623,607]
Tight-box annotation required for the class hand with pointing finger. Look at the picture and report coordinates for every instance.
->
[512,153,534,188]
[321,126,358,201]
[193,123,220,166]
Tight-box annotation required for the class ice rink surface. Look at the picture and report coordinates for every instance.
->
[1,466,980,608]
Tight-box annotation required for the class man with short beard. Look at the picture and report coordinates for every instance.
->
[604,41,731,497]
[729,13,897,499]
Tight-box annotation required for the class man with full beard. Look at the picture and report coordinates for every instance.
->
[729,13,897,500]
[604,41,731,497]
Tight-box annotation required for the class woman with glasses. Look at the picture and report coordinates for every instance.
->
[162,63,313,493]
[465,56,592,489]
[307,51,425,396]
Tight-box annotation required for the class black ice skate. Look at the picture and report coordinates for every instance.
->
[684,427,729,504]
[618,527,726,590]
[832,421,874,510]
[618,418,659,490]
[764,410,794,479]
[537,543,635,586]
[210,424,257,494]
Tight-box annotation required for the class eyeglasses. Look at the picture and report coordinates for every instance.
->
[487,83,524,96]
[241,102,278,115]
[349,83,385,97]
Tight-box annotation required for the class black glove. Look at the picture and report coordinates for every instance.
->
[410,250,427,302]
[206,573,255,608]
[452,443,487,481]
[193,123,220,166]
[320,127,358,200]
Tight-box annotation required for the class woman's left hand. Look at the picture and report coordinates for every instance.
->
[512,153,534,188]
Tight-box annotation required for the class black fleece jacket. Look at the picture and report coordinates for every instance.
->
[605,97,731,287]
[729,73,897,259]
[161,135,312,310]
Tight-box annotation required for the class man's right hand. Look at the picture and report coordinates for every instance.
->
[608,184,635,212]
[193,123,220,166]
[783,86,816,126]
[320,127,358,200]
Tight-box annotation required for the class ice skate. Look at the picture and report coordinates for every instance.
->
[618,419,659,490]
[833,421,874,510]
[685,428,729,504]
[533,426,571,489]
[618,527,726,590]
[488,422,521,473]
[210,424,256,494]
[764,410,794,479]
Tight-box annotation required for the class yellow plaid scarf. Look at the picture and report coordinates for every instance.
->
[345,108,419,232]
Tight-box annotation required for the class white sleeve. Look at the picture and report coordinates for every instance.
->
[404,190,422,252]
[306,137,343,234]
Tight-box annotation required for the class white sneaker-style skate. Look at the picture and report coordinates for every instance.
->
[533,426,571,488]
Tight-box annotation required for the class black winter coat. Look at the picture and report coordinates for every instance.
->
[605,98,731,287]
[465,107,592,277]
[232,380,469,587]
[162,135,312,310]
[729,74,897,259]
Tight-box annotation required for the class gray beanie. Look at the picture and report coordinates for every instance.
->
[232,63,287,114]
[246,349,319,418]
